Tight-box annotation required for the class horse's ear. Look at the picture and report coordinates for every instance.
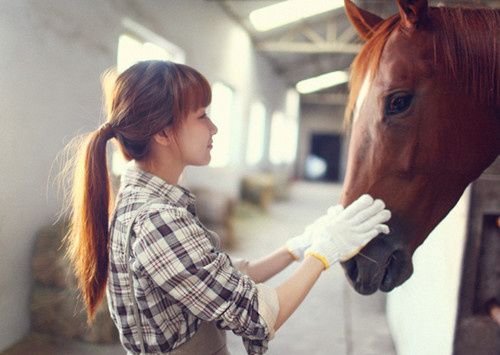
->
[396,0,429,29]
[344,0,384,41]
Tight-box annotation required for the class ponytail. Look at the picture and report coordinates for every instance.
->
[65,123,115,323]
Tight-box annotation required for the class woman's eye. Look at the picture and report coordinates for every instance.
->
[385,93,413,116]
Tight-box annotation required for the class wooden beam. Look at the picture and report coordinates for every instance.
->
[301,93,348,106]
[301,25,325,44]
[256,41,361,54]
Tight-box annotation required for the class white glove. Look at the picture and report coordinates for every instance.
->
[305,194,391,269]
[286,204,344,261]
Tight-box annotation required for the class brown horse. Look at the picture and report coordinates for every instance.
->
[340,0,499,295]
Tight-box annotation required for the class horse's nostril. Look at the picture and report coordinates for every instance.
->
[380,249,412,292]
[344,259,358,282]
[381,253,397,288]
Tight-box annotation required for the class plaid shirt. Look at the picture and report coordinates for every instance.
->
[107,163,278,354]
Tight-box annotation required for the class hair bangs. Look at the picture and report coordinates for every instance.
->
[174,64,212,122]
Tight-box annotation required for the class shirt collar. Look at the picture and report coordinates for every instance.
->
[120,161,196,209]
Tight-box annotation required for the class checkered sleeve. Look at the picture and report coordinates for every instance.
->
[242,337,269,355]
[133,206,277,345]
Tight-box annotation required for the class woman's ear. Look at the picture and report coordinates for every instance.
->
[153,129,172,146]
[344,0,384,41]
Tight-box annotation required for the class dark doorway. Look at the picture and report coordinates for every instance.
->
[306,133,342,182]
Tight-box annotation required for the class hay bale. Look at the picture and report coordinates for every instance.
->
[30,221,118,343]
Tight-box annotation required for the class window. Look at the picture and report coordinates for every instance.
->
[269,111,286,164]
[209,82,234,167]
[118,18,185,71]
[284,89,300,164]
[117,35,171,73]
[269,110,299,165]
[245,101,266,165]
[284,118,299,163]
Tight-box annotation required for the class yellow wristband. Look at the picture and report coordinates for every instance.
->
[305,251,330,269]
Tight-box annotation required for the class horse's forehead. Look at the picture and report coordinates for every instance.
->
[377,29,434,86]
[385,26,433,57]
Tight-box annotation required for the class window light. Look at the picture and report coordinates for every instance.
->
[117,35,172,73]
[270,112,298,165]
[246,102,266,165]
[249,0,344,32]
[296,70,349,94]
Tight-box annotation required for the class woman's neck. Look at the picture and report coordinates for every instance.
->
[135,157,184,185]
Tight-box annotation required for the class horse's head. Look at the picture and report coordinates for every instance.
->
[341,0,500,294]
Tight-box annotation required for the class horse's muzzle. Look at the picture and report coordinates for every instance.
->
[341,235,414,294]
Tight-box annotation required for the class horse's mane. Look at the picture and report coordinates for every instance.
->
[345,6,500,127]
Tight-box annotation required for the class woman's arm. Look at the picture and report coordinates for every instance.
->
[241,246,295,283]
[274,255,324,330]
[269,195,392,332]
[235,248,325,331]
[234,195,391,336]
[234,205,344,283]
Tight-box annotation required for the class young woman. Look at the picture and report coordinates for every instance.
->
[64,60,391,355]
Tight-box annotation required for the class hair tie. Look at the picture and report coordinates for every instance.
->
[98,122,115,139]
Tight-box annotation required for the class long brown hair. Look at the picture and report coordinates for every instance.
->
[64,60,211,322]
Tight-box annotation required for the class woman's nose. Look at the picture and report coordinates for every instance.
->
[210,119,218,135]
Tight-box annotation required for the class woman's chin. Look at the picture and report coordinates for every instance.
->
[193,156,211,166]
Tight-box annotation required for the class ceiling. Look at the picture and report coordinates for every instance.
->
[214,0,500,105]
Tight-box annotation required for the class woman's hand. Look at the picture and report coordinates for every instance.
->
[273,195,391,332]
[305,194,391,269]
[285,204,344,260]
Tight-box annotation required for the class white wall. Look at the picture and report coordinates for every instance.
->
[0,0,288,350]
[386,188,471,355]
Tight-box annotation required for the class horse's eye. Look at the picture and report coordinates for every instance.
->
[385,93,413,116]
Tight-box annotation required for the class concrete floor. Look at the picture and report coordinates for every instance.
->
[225,181,396,355]
[3,181,396,355]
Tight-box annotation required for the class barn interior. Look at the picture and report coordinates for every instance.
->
[0,1,498,354]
